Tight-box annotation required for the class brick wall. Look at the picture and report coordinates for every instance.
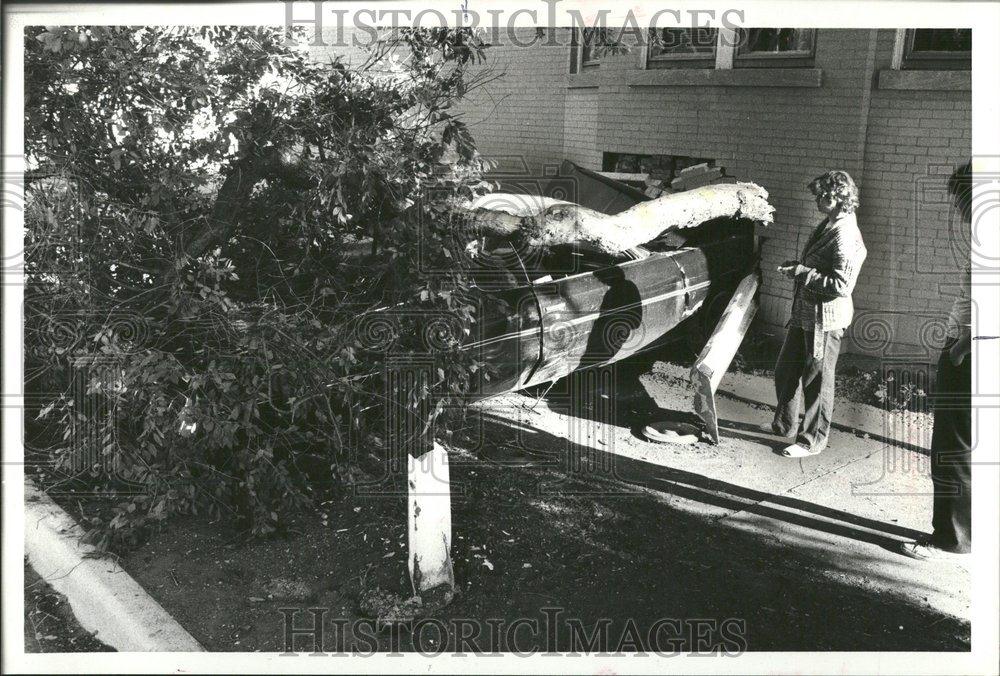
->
[580,30,879,354]
[308,27,971,358]
[455,28,572,184]
[453,28,971,357]
[562,86,601,170]
[855,29,972,361]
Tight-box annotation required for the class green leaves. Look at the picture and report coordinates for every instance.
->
[25,25,496,550]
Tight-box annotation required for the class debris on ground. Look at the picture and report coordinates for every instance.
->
[24,561,114,653]
[357,587,424,624]
[261,577,313,601]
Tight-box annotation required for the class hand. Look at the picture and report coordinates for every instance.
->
[778,263,809,279]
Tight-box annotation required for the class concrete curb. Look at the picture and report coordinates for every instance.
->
[24,479,204,652]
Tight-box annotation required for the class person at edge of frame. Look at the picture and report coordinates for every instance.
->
[902,161,974,561]
[768,170,868,458]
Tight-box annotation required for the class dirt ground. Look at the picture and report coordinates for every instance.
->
[104,357,969,654]
[24,561,114,653]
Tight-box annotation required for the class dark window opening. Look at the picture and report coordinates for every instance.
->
[569,29,580,74]
[647,28,717,69]
[602,152,717,185]
[581,27,611,66]
[735,28,816,68]
[903,29,971,70]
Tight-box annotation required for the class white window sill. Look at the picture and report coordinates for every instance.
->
[626,68,822,88]
[877,70,970,91]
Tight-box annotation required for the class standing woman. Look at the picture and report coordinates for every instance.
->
[770,171,867,458]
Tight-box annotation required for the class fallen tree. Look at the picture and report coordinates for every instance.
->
[24,25,500,546]
[457,181,774,252]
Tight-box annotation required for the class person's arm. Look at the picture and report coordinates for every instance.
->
[794,237,865,300]
[794,261,850,298]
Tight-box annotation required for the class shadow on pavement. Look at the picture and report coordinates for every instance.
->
[455,409,968,652]
[474,409,925,550]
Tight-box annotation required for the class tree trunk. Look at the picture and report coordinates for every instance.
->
[460,182,774,253]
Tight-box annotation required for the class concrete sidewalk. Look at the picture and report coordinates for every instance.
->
[476,360,969,623]
[708,363,935,454]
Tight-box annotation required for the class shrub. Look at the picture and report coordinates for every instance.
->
[836,366,929,413]
[24,26,499,546]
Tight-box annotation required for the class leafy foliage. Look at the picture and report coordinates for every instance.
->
[25,25,497,545]
[837,366,929,413]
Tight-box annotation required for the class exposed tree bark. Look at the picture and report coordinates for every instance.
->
[458,182,775,253]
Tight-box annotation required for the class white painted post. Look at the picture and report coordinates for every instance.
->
[716,27,737,70]
[890,29,907,70]
[407,440,455,607]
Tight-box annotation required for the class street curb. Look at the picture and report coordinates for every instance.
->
[24,479,205,652]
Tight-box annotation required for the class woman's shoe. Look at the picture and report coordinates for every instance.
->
[780,443,821,457]
[900,540,969,561]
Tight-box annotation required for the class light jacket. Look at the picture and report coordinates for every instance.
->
[792,211,867,333]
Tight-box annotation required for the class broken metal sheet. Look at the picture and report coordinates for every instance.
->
[691,271,760,444]
[551,160,649,215]
[459,182,773,254]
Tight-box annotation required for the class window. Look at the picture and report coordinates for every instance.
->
[734,28,816,66]
[647,28,717,66]
[902,29,971,70]
[581,27,610,66]
[570,27,612,72]
[880,29,971,89]
[602,152,716,184]
[642,27,816,70]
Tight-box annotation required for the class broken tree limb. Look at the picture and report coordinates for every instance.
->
[161,146,312,284]
[458,182,773,254]
[691,271,760,444]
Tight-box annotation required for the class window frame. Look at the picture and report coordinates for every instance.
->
[637,27,818,71]
[568,26,611,69]
[733,28,817,68]
[898,28,971,71]
[645,27,719,64]
[580,27,605,66]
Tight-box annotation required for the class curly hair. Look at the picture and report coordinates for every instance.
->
[808,170,860,215]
